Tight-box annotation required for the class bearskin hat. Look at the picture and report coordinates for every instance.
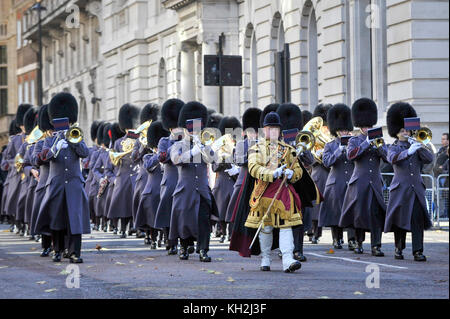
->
[118,103,140,131]
[302,110,313,128]
[90,121,101,142]
[313,103,332,126]
[161,99,185,130]
[16,103,33,127]
[259,103,280,128]
[110,122,125,146]
[96,121,107,146]
[140,103,159,124]
[351,98,378,128]
[207,112,223,129]
[38,104,53,132]
[242,108,262,131]
[327,103,354,137]
[387,102,418,138]
[24,107,39,135]
[101,122,111,147]
[277,103,303,131]
[9,119,21,136]
[218,116,242,135]
[48,92,78,124]
[147,121,170,149]
[177,101,208,129]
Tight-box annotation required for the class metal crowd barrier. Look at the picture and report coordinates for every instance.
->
[436,174,449,227]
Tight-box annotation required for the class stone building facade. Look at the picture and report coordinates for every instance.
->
[12,0,449,147]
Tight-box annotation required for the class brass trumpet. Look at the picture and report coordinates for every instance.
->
[53,124,84,158]
[371,137,385,148]
[408,127,436,153]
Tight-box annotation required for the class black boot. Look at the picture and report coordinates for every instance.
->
[333,240,342,249]
[199,250,211,262]
[394,248,404,260]
[187,246,195,254]
[219,235,225,243]
[179,247,189,260]
[260,266,271,271]
[371,246,385,257]
[69,254,84,263]
[63,249,70,259]
[52,252,62,262]
[413,251,426,262]
[294,251,307,262]
[144,237,151,245]
[40,248,51,257]
[348,240,356,251]
[150,242,157,250]
[311,237,319,244]
[113,228,118,235]
[168,246,178,255]
[354,242,364,254]
[120,231,127,239]
[284,261,302,273]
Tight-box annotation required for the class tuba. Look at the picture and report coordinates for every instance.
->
[109,137,135,166]
[299,117,333,164]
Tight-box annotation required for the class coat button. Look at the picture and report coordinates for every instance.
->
[370,181,372,184]
[64,157,68,160]
[345,171,348,174]
[65,168,68,171]
[65,181,68,184]
[369,169,372,173]
[412,185,415,188]
[410,173,413,176]
[195,176,198,179]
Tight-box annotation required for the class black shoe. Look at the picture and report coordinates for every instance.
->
[150,242,157,250]
[52,252,61,262]
[120,231,127,239]
[394,248,404,260]
[40,248,51,257]
[113,228,118,235]
[157,239,162,248]
[35,235,41,242]
[187,246,195,254]
[136,231,145,239]
[103,227,107,233]
[69,254,84,263]
[371,246,384,257]
[168,247,178,255]
[29,235,35,241]
[308,235,313,242]
[348,240,356,251]
[260,266,271,271]
[199,250,211,262]
[19,229,25,236]
[179,247,189,260]
[219,235,225,243]
[294,252,307,262]
[311,238,318,244]
[284,261,302,273]
[333,240,343,249]
[63,249,70,259]
[144,237,151,245]
[339,239,345,245]
[354,243,364,254]
[414,251,426,262]
[215,231,220,238]
[128,230,134,236]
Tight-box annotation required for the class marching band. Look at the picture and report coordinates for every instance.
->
[0,92,435,270]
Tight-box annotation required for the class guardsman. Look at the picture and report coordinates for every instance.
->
[169,101,215,262]
[318,104,356,250]
[135,121,169,248]
[340,98,388,256]
[308,104,332,244]
[212,116,242,243]
[385,102,433,261]
[154,99,185,254]
[107,104,140,238]
[35,92,90,263]
[30,104,53,257]
[4,104,32,232]
[131,104,159,239]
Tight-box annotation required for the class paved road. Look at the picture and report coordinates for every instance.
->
[0,224,448,299]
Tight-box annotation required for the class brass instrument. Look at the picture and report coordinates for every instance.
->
[109,137,135,166]
[300,117,333,163]
[14,153,24,173]
[372,137,385,148]
[408,127,436,153]
[187,128,236,160]
[53,124,84,158]
[295,130,315,153]
[134,120,152,146]
[25,126,44,144]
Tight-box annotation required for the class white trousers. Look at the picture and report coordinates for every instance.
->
[259,226,296,271]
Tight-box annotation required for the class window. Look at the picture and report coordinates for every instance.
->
[24,81,29,103]
[30,79,35,105]
[18,83,23,104]
[17,20,22,49]
[0,46,6,64]
[0,67,6,86]
[0,89,7,115]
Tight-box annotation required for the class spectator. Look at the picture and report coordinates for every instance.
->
[433,132,449,180]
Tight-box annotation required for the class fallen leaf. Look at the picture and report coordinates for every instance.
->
[54,263,62,266]
[154,267,158,270]
[354,291,364,295]
[45,288,57,293]
[355,257,360,260]
[200,268,207,271]
[2,230,9,232]
[226,277,235,282]
[115,262,126,266]
[144,257,155,261]
[326,249,335,254]
[59,269,70,275]
[30,247,37,251]
[95,244,102,251]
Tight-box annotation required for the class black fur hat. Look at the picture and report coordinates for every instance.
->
[48,92,78,124]
[101,122,111,147]
[161,98,185,130]
[260,103,280,128]
[118,103,140,131]
[96,122,107,146]
[38,104,53,132]
[302,110,313,128]
[218,116,242,135]
[140,103,159,124]
[313,103,332,126]
[24,107,39,135]
[387,102,418,138]
[177,101,208,129]
[243,108,262,131]
[277,103,303,131]
[90,121,101,142]
[351,98,378,127]
[110,122,125,146]
[9,119,21,136]
[207,112,223,129]
[327,103,354,137]
[147,121,170,149]
[16,103,33,127]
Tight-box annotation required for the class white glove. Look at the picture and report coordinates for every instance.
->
[284,168,294,180]
[56,139,68,151]
[315,149,324,158]
[407,143,422,156]
[211,139,224,153]
[339,145,345,152]
[225,165,240,177]
[366,135,374,144]
[273,164,287,179]
[191,143,204,157]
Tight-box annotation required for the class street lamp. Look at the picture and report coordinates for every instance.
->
[32,0,46,106]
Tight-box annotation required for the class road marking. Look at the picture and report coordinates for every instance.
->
[305,252,409,270]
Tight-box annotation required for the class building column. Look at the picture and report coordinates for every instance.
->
[180,42,196,102]
[201,37,219,111]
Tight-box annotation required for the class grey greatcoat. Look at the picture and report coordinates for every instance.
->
[339,134,388,230]
[34,133,91,235]
[84,145,100,219]
[212,163,235,222]
[154,137,179,229]
[1,141,13,216]
[23,144,38,224]
[16,142,31,223]
[169,138,212,240]
[131,139,149,222]
[134,153,162,230]
[93,148,115,218]
[310,160,330,221]
[4,134,25,217]
[318,138,354,227]
[107,137,138,219]
[30,140,49,235]
[384,140,433,232]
